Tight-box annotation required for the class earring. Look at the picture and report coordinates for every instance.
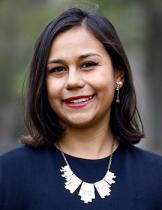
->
[116,81,122,103]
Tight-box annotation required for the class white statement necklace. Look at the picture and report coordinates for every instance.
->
[59,143,116,204]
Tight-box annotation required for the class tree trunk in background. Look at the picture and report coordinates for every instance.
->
[144,1,162,153]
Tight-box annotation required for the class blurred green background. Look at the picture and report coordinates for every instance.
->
[0,0,162,154]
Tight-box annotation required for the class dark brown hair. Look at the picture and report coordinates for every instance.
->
[22,7,144,147]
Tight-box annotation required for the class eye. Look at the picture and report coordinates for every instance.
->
[82,61,98,69]
[49,66,66,73]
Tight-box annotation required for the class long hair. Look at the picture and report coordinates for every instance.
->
[22,7,144,147]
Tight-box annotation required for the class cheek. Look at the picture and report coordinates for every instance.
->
[91,70,115,92]
[46,77,64,103]
[92,71,116,108]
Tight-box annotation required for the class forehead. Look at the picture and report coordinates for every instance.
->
[48,26,108,59]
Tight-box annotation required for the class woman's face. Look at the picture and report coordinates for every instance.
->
[46,26,120,128]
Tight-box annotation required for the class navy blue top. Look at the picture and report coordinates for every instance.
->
[0,142,162,210]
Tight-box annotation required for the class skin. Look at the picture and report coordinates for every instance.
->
[46,26,123,159]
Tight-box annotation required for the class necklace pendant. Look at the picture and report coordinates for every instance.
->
[59,142,116,204]
[104,170,116,184]
[95,179,111,198]
[61,165,82,193]
[95,171,116,199]
[61,164,116,204]
[78,182,95,204]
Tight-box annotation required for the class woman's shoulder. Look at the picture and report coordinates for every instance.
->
[0,145,60,184]
[123,142,162,170]
[129,143,162,160]
[0,145,53,167]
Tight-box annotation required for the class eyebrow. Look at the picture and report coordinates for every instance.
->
[48,53,101,64]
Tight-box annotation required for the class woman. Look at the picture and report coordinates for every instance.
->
[0,7,162,210]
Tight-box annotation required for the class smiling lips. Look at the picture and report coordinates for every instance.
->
[63,95,94,108]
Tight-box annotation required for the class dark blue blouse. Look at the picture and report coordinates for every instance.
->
[0,142,162,210]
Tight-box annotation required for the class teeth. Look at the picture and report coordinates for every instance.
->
[70,96,92,104]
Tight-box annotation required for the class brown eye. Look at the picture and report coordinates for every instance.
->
[49,66,66,73]
[82,61,98,68]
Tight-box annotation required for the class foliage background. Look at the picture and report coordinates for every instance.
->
[0,0,162,154]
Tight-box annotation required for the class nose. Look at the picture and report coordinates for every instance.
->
[65,68,85,90]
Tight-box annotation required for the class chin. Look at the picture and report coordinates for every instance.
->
[63,118,96,129]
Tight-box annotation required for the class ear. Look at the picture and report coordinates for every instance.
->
[114,69,124,87]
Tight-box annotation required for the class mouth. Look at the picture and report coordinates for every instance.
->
[63,95,95,108]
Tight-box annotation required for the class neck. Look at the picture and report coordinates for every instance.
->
[57,118,117,159]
